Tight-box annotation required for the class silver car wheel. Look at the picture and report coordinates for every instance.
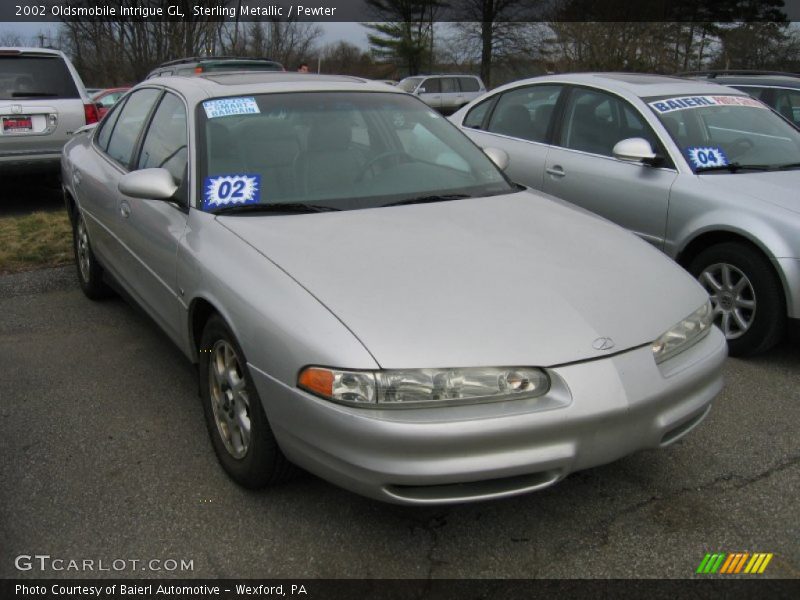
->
[208,340,251,459]
[699,262,756,340]
[76,216,91,282]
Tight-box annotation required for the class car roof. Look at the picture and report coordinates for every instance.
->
[137,72,406,103]
[503,72,748,99]
[685,74,800,88]
[0,46,65,57]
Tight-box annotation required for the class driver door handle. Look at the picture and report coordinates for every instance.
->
[546,165,566,178]
[120,202,131,219]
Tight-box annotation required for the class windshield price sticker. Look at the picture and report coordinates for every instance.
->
[203,97,260,118]
[203,174,261,210]
[687,147,729,170]
[649,95,765,114]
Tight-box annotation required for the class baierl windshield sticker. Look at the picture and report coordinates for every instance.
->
[202,97,260,118]
[649,95,765,114]
[686,147,729,170]
[203,174,260,210]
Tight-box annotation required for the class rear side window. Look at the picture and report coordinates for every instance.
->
[441,78,458,93]
[105,88,160,167]
[458,77,480,92]
[463,97,495,129]
[487,85,563,143]
[95,97,127,151]
[0,55,79,100]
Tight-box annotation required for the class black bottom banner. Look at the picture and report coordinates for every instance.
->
[2,579,799,600]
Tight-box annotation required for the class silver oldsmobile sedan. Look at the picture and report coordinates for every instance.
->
[61,73,726,505]
[451,73,800,357]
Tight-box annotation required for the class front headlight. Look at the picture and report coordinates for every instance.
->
[652,300,714,364]
[298,366,550,408]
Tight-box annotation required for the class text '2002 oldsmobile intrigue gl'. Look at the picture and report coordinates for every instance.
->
[61,73,726,504]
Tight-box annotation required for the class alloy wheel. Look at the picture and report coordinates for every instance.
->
[699,262,756,339]
[208,340,251,459]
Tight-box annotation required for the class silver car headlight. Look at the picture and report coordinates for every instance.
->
[298,366,550,408]
[652,301,714,364]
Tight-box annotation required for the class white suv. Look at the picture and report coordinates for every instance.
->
[0,47,97,174]
[398,74,485,114]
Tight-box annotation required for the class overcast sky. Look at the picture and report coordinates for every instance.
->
[0,21,369,48]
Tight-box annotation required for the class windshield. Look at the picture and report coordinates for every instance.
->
[647,94,800,172]
[197,91,513,212]
[398,78,423,93]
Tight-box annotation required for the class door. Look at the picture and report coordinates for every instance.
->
[77,88,161,276]
[461,84,564,191]
[417,77,442,109]
[542,86,676,248]
[440,77,461,112]
[115,91,190,343]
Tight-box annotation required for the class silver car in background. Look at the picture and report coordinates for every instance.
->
[452,73,800,356]
[398,74,486,115]
[0,47,98,173]
[61,73,725,505]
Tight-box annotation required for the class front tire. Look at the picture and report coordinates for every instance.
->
[689,242,785,357]
[199,314,292,488]
[72,211,112,300]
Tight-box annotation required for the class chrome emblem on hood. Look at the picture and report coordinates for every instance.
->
[592,337,615,351]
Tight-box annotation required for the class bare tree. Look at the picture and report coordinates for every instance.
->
[449,0,544,87]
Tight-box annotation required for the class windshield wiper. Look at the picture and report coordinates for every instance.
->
[383,194,472,207]
[695,163,771,173]
[11,92,58,97]
[773,162,800,170]
[211,202,341,216]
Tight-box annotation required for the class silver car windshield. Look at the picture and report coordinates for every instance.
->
[646,94,800,172]
[197,91,513,212]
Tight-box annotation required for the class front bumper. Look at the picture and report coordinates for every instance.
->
[250,327,727,505]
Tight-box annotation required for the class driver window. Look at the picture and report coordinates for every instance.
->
[137,92,188,185]
[560,87,659,157]
[422,78,441,94]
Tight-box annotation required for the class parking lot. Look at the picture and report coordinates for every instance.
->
[1,195,798,580]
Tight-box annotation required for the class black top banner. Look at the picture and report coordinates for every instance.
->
[2,0,800,23]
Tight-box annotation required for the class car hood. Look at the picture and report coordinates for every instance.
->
[218,192,707,368]
[701,171,800,214]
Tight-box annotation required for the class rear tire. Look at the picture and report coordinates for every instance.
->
[689,242,785,357]
[72,211,113,300]
[199,314,292,488]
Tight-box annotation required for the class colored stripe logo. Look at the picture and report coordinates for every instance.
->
[697,552,773,574]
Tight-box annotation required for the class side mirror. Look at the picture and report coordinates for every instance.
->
[119,168,178,200]
[613,137,657,164]
[416,87,425,94]
[483,147,509,171]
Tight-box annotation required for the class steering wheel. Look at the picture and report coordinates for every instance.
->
[727,137,754,159]
[355,151,414,182]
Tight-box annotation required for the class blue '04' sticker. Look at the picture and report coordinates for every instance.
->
[203,174,261,210]
[686,146,728,170]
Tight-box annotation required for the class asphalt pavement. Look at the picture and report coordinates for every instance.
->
[1,266,798,579]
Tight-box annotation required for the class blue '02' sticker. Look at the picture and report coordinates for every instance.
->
[203,174,261,210]
[686,146,728,170]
